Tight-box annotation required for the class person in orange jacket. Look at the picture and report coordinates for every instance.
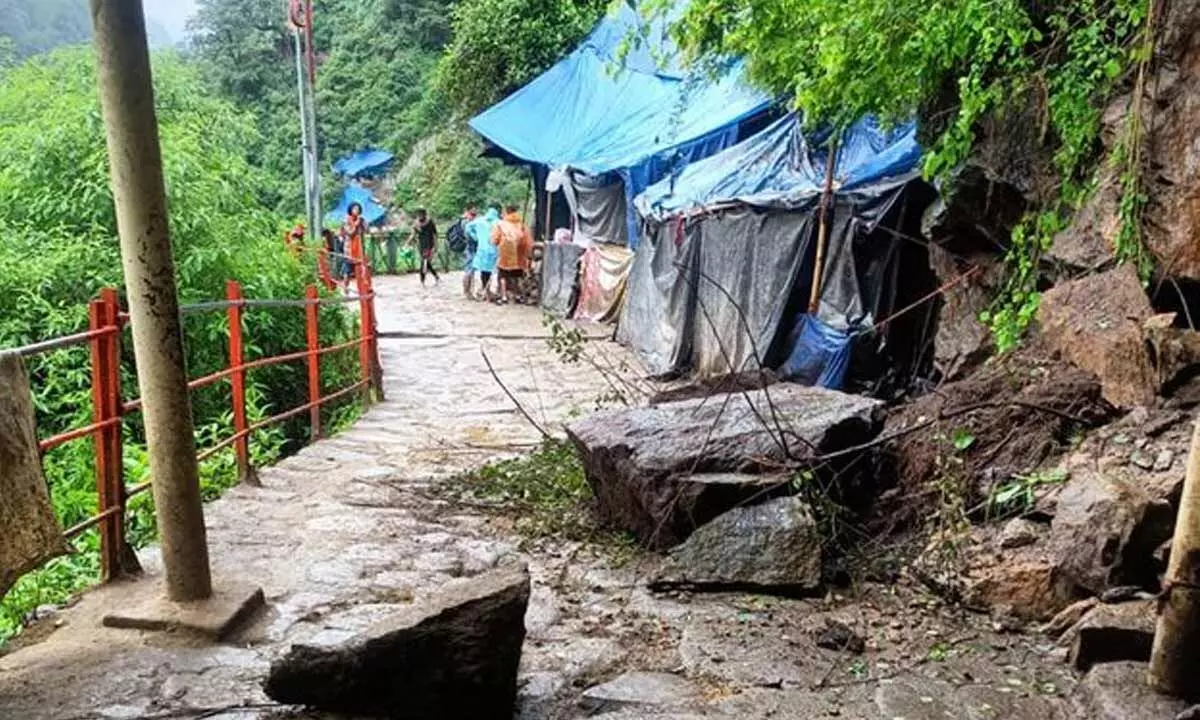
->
[491,204,532,305]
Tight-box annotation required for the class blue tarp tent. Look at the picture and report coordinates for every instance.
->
[637,114,922,217]
[621,113,930,387]
[325,183,388,227]
[469,2,772,247]
[333,149,394,179]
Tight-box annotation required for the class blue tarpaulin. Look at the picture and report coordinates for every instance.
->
[778,314,854,389]
[636,113,922,218]
[325,183,387,227]
[333,149,394,179]
[469,2,772,246]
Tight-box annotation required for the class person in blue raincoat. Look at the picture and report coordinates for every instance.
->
[470,206,501,302]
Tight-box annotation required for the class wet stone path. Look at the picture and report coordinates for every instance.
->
[0,274,1079,719]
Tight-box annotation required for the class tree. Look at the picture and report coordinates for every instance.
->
[435,0,609,118]
[0,0,91,58]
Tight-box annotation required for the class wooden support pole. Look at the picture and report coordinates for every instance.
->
[808,135,840,315]
[89,0,212,602]
[1149,415,1200,695]
[305,285,322,439]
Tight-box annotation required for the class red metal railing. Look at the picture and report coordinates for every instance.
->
[11,256,381,582]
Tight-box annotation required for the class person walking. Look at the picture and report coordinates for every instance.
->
[454,204,479,298]
[491,204,532,305]
[471,206,500,301]
[412,208,439,286]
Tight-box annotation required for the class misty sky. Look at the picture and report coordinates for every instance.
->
[143,0,199,43]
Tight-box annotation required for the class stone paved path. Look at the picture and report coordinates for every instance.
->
[0,273,1083,719]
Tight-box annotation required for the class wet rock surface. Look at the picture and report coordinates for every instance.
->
[1072,661,1189,720]
[1067,600,1156,672]
[264,564,530,718]
[653,496,822,593]
[568,385,882,548]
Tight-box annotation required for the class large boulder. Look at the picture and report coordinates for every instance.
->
[1048,467,1175,595]
[264,564,530,719]
[1071,662,1190,720]
[1038,265,1158,408]
[653,496,822,593]
[567,385,882,548]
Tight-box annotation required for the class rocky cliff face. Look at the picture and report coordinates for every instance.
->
[1052,2,1200,281]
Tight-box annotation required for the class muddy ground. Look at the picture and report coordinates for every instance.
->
[0,273,1083,719]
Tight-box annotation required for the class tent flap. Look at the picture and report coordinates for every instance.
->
[333,149,394,179]
[636,113,922,219]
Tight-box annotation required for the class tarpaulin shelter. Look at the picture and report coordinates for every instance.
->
[325,182,388,227]
[333,148,394,179]
[468,1,774,249]
[622,113,936,388]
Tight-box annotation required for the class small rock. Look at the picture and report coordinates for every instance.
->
[1154,449,1176,472]
[815,620,865,654]
[1112,434,1132,446]
[1068,599,1155,671]
[1100,586,1152,604]
[1044,598,1099,640]
[1072,662,1188,720]
[1128,407,1151,427]
[998,518,1043,550]
[580,672,699,713]
[1145,411,1185,438]
[1131,450,1156,470]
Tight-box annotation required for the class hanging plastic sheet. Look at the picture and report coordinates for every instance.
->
[325,182,388,227]
[577,244,636,323]
[540,242,585,318]
[0,353,70,597]
[332,148,394,179]
[778,314,855,389]
[690,209,815,377]
[573,173,629,246]
[618,220,699,375]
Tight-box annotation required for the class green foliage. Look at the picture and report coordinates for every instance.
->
[0,48,360,643]
[434,0,609,118]
[393,125,529,220]
[454,439,597,541]
[988,468,1069,519]
[660,0,1152,350]
[0,0,90,59]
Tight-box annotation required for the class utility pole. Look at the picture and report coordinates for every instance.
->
[89,0,212,602]
[290,0,321,239]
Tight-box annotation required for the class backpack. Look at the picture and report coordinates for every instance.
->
[446,218,468,253]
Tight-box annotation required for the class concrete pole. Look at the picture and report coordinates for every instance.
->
[89,0,213,602]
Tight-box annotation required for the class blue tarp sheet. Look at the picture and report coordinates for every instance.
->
[333,149,394,179]
[469,2,772,246]
[325,183,387,227]
[636,113,922,218]
[778,314,854,390]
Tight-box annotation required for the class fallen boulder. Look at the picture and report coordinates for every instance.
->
[927,245,1001,381]
[1049,466,1174,595]
[1067,599,1156,671]
[568,385,881,548]
[1038,265,1158,409]
[652,496,822,593]
[264,564,530,719]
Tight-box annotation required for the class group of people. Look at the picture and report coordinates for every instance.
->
[454,203,536,305]
[285,200,537,305]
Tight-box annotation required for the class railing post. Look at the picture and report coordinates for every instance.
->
[226,281,258,486]
[99,288,141,579]
[305,284,322,439]
[354,258,374,405]
[90,294,133,581]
